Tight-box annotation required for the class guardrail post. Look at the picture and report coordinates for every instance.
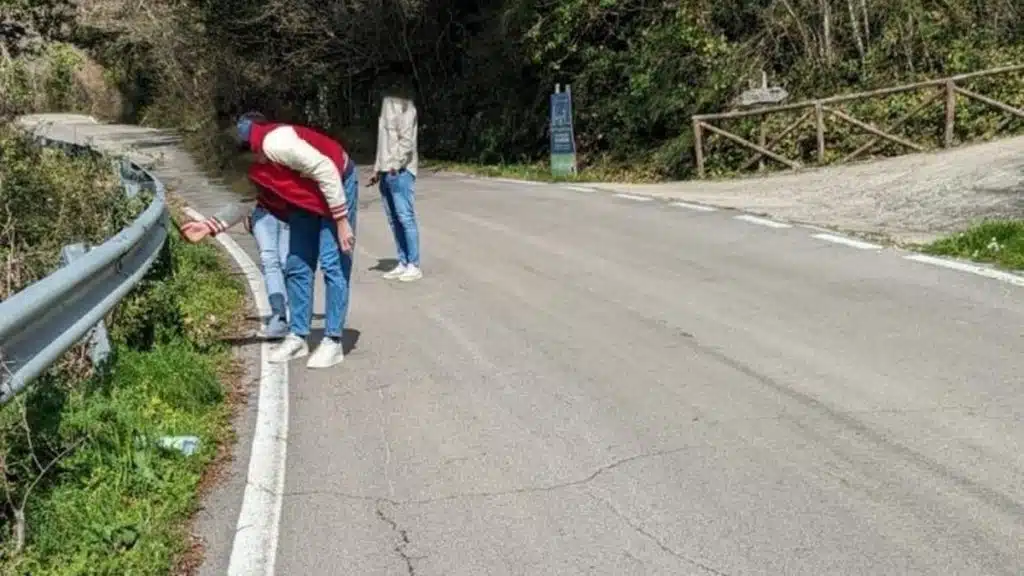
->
[60,243,112,366]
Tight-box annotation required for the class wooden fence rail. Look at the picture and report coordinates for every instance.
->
[691,64,1024,179]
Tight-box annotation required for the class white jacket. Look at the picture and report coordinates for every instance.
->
[373,96,418,176]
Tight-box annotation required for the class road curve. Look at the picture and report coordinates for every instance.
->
[15,115,1024,575]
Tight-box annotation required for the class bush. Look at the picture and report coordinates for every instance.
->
[0,126,246,573]
[0,122,142,302]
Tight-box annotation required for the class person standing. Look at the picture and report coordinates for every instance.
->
[368,94,422,282]
[182,111,357,369]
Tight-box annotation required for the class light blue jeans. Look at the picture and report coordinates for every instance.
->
[250,205,289,321]
[285,164,358,339]
[379,170,420,266]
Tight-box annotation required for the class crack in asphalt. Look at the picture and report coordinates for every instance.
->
[375,501,417,576]
[284,445,697,505]
[587,491,730,576]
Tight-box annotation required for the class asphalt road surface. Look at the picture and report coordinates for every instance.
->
[15,115,1024,575]
[278,174,1023,575]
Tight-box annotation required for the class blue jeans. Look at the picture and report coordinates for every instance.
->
[379,170,420,266]
[251,205,289,320]
[285,165,358,339]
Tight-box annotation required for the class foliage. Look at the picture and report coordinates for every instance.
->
[924,220,1024,270]
[0,125,246,572]
[0,41,115,117]
[11,0,1024,180]
[127,0,1020,180]
[0,123,139,301]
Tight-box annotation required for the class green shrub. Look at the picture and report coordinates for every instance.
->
[924,220,1024,270]
[0,125,246,573]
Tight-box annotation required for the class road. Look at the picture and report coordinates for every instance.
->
[17,115,1024,575]
[278,175,1023,575]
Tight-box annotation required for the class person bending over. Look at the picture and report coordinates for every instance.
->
[182,111,357,369]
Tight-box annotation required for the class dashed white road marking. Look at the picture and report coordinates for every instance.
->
[811,233,882,250]
[670,201,717,212]
[565,185,598,193]
[733,214,791,228]
[185,206,289,576]
[490,177,545,186]
[614,193,654,202]
[903,254,1024,287]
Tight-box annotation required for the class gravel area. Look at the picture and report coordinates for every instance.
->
[595,136,1024,244]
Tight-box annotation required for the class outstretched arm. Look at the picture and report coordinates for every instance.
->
[180,199,255,243]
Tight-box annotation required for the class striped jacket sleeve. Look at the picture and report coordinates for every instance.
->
[197,198,255,236]
[261,125,347,219]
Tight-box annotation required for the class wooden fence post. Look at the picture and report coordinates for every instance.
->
[944,79,956,147]
[693,118,705,178]
[814,102,826,163]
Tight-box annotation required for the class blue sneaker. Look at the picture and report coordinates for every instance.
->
[260,315,289,340]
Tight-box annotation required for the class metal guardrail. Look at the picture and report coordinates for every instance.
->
[0,135,170,404]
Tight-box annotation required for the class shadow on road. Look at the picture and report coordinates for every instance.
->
[367,258,399,272]
[222,328,361,354]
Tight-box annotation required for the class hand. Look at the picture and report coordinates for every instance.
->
[367,174,380,186]
[335,218,355,254]
[180,220,211,243]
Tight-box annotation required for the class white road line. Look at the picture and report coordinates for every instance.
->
[670,201,717,212]
[811,233,882,250]
[184,207,289,576]
[733,214,791,228]
[490,177,545,186]
[614,193,654,202]
[565,185,598,193]
[903,254,1024,287]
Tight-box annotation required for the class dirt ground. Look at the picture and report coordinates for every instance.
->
[590,136,1024,245]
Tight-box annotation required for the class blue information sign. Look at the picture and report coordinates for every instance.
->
[550,86,577,176]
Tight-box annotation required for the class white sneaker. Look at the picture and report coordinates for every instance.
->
[307,337,345,369]
[398,265,423,282]
[382,263,407,279]
[268,334,308,363]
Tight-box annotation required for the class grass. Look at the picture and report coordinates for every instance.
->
[922,220,1024,270]
[0,230,246,575]
[421,157,666,183]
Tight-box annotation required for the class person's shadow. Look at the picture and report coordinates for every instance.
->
[223,328,361,354]
[368,258,399,272]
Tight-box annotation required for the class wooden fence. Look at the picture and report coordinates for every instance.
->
[691,64,1024,179]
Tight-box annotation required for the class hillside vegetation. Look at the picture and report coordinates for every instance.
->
[0,111,244,571]
[3,0,1022,180]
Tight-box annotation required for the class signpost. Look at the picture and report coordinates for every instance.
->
[736,71,789,107]
[550,84,578,177]
[735,71,790,171]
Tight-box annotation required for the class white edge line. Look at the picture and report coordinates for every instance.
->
[183,207,288,576]
[733,214,792,228]
[564,185,597,193]
[670,201,717,212]
[903,254,1024,287]
[811,233,882,250]
[614,193,654,202]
